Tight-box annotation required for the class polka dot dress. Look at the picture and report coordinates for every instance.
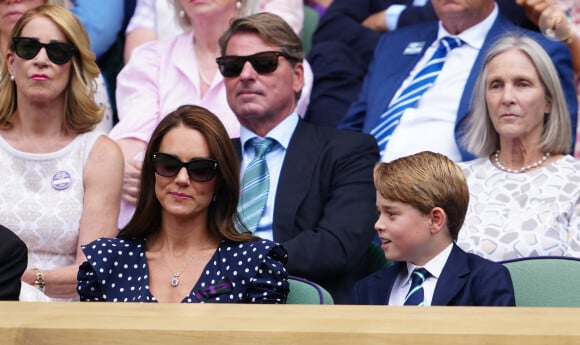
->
[78,237,289,303]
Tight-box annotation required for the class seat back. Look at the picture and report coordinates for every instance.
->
[501,256,580,307]
[302,6,320,56]
[364,242,391,276]
[286,276,334,304]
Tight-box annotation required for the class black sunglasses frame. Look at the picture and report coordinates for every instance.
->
[216,51,296,78]
[153,152,219,182]
[12,37,77,65]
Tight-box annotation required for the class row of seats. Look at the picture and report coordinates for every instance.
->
[293,256,580,306]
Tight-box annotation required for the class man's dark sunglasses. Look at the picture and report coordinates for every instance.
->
[12,37,77,65]
[216,51,296,77]
[153,152,218,182]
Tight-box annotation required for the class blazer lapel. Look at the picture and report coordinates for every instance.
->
[431,244,470,305]
[273,121,321,241]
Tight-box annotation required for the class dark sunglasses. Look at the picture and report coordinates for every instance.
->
[12,37,77,65]
[153,152,218,182]
[216,51,295,78]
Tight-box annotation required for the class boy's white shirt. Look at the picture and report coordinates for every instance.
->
[388,242,453,306]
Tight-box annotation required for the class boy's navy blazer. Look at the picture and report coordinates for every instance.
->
[339,14,578,160]
[351,244,516,306]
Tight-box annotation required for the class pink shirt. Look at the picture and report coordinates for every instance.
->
[110,31,312,142]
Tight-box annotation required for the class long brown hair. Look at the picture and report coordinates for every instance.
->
[118,105,256,242]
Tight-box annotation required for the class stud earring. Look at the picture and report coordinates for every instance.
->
[9,75,14,81]
[236,0,242,9]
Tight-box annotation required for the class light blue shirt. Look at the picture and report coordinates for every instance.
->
[239,113,299,240]
[70,0,125,58]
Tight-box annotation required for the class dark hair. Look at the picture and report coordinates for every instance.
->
[218,12,303,62]
[218,12,303,101]
[118,105,256,242]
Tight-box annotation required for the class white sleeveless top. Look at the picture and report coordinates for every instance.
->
[0,131,102,300]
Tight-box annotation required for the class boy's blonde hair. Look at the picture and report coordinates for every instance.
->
[374,151,469,240]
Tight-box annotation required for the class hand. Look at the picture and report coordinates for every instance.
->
[538,4,575,42]
[516,0,556,24]
[362,10,388,32]
[122,158,143,204]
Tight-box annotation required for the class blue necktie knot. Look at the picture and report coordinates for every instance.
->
[440,36,463,52]
[410,267,429,286]
[249,137,276,159]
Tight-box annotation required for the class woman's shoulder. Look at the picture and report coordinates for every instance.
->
[220,239,288,263]
[85,133,123,164]
[82,237,145,260]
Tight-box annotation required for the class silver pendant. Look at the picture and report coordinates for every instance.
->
[171,272,180,287]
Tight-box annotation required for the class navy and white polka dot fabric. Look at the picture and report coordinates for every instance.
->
[77,237,289,303]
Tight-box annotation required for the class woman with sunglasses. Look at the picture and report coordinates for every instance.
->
[0,0,113,133]
[110,0,313,228]
[0,5,124,301]
[77,105,289,303]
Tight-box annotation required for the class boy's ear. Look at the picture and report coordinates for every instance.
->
[428,207,447,235]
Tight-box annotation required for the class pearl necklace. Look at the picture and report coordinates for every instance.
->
[493,150,550,174]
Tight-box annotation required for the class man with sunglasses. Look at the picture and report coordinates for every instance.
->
[217,12,379,304]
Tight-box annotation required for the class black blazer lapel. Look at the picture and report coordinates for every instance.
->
[273,121,322,241]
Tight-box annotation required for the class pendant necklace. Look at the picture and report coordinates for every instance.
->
[493,150,550,174]
[163,255,195,288]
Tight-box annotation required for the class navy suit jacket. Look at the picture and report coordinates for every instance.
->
[351,244,515,306]
[0,225,27,300]
[234,120,379,303]
[338,14,578,161]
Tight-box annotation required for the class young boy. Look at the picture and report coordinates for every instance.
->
[351,151,515,306]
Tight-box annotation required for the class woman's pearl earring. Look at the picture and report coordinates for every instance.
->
[236,0,242,9]
[9,75,14,81]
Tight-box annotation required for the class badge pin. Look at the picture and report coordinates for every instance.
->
[403,42,426,55]
[52,171,71,190]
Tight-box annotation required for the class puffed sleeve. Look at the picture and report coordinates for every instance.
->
[77,260,104,301]
[246,242,289,304]
[77,239,108,302]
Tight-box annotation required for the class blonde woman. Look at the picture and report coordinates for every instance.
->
[0,0,113,132]
[0,5,123,301]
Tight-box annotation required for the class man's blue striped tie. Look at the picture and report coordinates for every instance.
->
[238,137,276,232]
[371,36,464,156]
[404,268,429,306]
